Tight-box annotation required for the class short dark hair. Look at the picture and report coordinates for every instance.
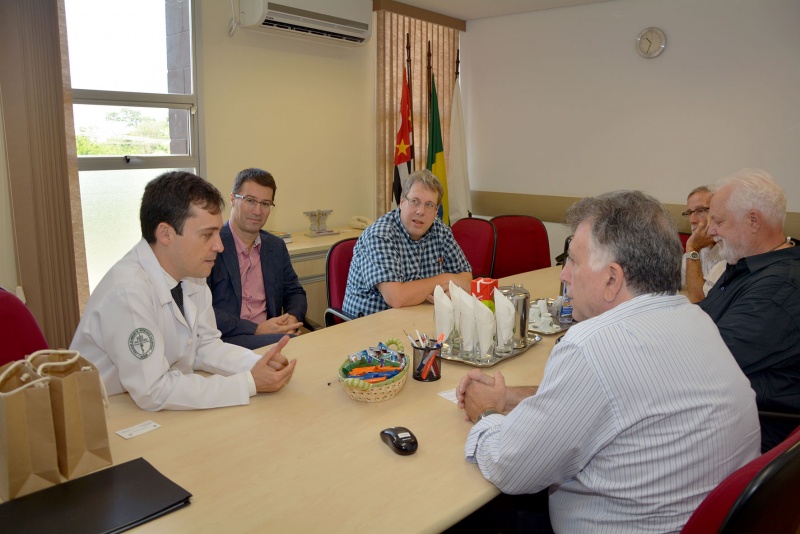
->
[565,190,682,295]
[140,171,224,243]
[232,168,277,198]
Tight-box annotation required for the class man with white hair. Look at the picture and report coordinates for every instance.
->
[700,168,800,451]
[457,190,760,532]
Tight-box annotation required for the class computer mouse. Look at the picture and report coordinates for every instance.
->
[380,426,418,455]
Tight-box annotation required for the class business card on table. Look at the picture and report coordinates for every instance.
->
[438,389,458,404]
[116,420,161,439]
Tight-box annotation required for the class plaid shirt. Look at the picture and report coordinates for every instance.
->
[342,209,471,317]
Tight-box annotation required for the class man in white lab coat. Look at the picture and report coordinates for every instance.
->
[71,171,297,411]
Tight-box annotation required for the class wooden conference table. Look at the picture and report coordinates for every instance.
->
[106,266,565,533]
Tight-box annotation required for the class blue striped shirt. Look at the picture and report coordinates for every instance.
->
[466,294,760,533]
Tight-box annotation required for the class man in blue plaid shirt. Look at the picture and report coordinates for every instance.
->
[343,170,472,317]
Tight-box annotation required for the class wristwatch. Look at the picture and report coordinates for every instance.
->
[476,409,500,422]
[684,251,700,261]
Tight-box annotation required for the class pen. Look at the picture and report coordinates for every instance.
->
[421,347,439,379]
[435,332,445,346]
[403,329,418,348]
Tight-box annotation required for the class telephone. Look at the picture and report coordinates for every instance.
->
[349,215,374,230]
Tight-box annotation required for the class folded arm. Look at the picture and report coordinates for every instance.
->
[378,271,471,308]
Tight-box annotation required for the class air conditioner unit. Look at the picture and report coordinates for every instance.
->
[239,0,371,46]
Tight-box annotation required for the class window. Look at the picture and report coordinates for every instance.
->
[65,0,200,290]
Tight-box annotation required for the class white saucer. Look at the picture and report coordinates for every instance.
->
[528,323,566,335]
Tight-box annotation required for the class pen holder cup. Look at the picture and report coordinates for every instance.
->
[412,345,442,382]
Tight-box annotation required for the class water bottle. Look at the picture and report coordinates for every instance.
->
[559,295,573,325]
[559,235,573,325]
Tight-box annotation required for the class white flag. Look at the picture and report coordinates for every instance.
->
[448,79,471,222]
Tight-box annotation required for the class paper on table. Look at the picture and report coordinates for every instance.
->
[438,389,458,404]
[494,287,515,352]
[433,285,454,339]
[473,294,495,357]
[459,287,476,353]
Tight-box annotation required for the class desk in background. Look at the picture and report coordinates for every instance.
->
[285,227,363,327]
[105,266,564,533]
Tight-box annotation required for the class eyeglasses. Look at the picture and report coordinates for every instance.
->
[404,197,438,212]
[681,206,709,217]
[234,194,275,210]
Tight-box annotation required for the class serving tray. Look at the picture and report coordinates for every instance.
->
[439,331,542,368]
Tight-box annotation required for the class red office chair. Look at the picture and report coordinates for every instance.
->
[451,217,496,278]
[490,215,551,279]
[0,287,49,365]
[679,232,691,252]
[681,424,800,534]
[324,238,358,327]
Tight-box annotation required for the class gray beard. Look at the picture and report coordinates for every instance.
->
[716,240,741,265]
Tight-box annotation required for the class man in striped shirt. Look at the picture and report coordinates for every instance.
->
[457,190,760,533]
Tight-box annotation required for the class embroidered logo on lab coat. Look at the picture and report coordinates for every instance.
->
[129,328,155,359]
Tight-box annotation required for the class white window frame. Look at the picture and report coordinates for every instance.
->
[70,1,203,175]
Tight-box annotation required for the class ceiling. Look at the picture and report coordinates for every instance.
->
[397,0,612,21]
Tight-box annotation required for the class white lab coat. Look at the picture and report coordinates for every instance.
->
[71,239,260,411]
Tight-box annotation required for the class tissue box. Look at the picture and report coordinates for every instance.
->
[471,278,499,301]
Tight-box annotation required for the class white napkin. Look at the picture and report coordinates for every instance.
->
[494,288,515,352]
[433,285,454,340]
[449,281,462,335]
[459,287,476,353]
[473,295,495,358]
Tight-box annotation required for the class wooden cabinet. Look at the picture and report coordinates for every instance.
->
[285,228,362,327]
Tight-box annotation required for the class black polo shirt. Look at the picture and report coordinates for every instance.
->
[699,245,800,449]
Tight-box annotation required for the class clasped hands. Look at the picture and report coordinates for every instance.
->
[457,368,508,423]
[255,313,303,336]
[250,335,297,393]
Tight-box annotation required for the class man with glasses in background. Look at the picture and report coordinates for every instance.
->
[681,185,725,303]
[208,168,307,349]
[343,169,472,317]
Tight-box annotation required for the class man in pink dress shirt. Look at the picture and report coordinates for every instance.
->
[208,168,307,349]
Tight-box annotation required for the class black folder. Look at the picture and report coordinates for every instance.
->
[0,457,191,533]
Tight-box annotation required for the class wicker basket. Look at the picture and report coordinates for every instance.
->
[338,355,408,403]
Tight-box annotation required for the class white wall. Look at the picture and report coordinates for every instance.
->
[460,0,800,210]
[199,1,376,233]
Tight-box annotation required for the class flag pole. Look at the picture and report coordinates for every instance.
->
[426,40,432,102]
[405,33,415,167]
[426,39,432,169]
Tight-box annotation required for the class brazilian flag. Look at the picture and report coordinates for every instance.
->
[426,74,449,225]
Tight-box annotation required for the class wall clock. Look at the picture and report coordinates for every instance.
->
[636,27,666,58]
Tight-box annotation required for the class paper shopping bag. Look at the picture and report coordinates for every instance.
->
[26,350,112,480]
[0,360,61,501]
